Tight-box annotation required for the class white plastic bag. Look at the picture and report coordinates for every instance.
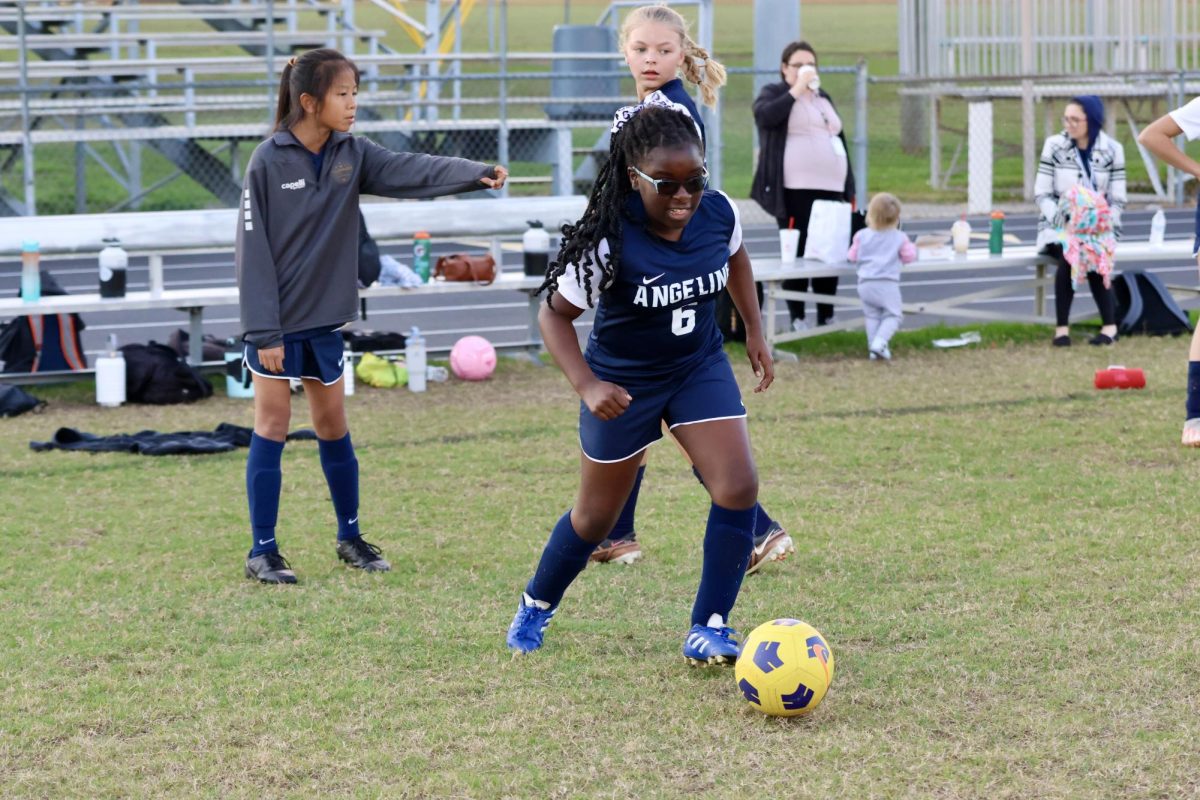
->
[802,200,852,263]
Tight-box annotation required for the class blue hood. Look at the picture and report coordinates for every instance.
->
[1071,95,1105,152]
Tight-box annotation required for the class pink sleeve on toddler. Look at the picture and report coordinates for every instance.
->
[898,238,918,264]
[847,230,863,262]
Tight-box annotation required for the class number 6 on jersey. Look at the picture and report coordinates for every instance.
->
[672,305,697,336]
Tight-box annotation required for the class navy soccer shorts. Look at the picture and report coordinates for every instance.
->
[244,327,345,385]
[1194,197,1200,256]
[579,349,747,463]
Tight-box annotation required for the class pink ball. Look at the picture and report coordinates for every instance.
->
[449,335,497,381]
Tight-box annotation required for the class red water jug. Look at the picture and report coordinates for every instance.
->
[1094,366,1145,390]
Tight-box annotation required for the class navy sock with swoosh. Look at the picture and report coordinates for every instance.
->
[247,433,285,556]
[318,432,361,541]
[525,510,597,608]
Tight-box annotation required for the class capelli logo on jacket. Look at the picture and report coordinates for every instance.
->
[280,178,306,191]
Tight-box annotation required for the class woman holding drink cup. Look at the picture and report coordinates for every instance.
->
[750,40,856,331]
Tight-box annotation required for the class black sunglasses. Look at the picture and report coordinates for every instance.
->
[630,165,709,196]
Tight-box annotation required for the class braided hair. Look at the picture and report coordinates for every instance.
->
[539,105,703,307]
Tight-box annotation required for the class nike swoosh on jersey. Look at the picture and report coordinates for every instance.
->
[642,273,666,284]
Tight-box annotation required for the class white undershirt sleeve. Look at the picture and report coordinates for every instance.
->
[715,190,743,255]
[553,239,611,309]
[1168,97,1200,141]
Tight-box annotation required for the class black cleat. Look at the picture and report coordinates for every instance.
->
[245,551,298,584]
[335,537,391,572]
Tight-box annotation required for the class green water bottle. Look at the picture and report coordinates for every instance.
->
[988,211,1005,255]
[412,231,431,283]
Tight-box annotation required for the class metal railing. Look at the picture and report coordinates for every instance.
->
[899,0,1200,78]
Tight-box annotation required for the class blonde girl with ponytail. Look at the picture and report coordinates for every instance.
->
[620,4,727,138]
[588,7,796,575]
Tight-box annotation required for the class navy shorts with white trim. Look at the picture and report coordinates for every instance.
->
[244,326,345,385]
[579,349,746,463]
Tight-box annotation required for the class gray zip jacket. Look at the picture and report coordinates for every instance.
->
[236,129,493,348]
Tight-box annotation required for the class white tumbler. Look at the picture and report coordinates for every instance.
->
[779,228,800,265]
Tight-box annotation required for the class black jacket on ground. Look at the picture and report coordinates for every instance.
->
[749,81,856,220]
[30,423,316,456]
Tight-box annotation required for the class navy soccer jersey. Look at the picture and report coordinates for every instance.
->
[656,78,705,145]
[557,189,742,379]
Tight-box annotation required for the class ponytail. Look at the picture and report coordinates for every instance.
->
[620,5,724,108]
[273,58,296,131]
[681,38,726,108]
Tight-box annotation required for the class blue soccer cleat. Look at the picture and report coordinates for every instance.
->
[506,593,556,653]
[683,623,742,665]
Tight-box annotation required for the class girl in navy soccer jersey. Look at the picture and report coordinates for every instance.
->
[236,48,506,584]
[506,102,773,664]
[588,3,795,573]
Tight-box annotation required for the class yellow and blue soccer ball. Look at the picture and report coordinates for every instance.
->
[734,619,834,718]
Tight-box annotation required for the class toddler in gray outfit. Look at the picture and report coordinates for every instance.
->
[848,192,917,360]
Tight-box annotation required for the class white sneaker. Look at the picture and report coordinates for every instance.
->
[791,318,809,333]
[869,338,892,361]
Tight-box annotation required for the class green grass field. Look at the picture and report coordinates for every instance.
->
[13,0,1180,213]
[3,330,1199,798]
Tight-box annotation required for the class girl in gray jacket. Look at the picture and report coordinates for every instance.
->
[236,48,507,584]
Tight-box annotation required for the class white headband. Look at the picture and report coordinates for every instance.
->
[610,90,703,140]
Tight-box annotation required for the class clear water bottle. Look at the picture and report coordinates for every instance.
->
[1149,209,1166,247]
[406,327,427,393]
[20,240,40,303]
[950,214,971,254]
[342,349,355,396]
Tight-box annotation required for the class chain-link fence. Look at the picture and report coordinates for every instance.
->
[0,0,870,216]
[876,69,1200,210]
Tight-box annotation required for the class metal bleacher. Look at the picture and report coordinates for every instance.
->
[0,1,372,213]
[0,1,631,215]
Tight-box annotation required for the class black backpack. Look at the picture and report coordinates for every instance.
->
[0,383,43,417]
[341,328,407,352]
[0,271,88,373]
[715,283,765,343]
[119,342,214,404]
[1112,270,1193,337]
[358,210,382,287]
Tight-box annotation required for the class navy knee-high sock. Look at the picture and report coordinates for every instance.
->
[1187,362,1200,420]
[691,503,757,627]
[693,465,775,539]
[525,511,597,608]
[318,432,361,541]
[247,433,285,556]
[608,466,645,541]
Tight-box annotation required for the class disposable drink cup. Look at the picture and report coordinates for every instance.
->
[779,228,800,265]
